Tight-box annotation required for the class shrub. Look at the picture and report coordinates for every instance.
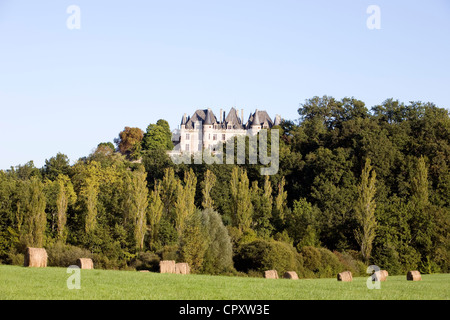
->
[131,251,160,272]
[157,245,179,261]
[333,250,366,276]
[5,252,24,266]
[299,246,350,278]
[46,242,93,267]
[234,239,303,276]
[201,208,234,274]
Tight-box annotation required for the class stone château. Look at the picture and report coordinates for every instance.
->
[171,108,281,153]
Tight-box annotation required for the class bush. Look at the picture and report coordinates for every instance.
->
[234,239,303,276]
[131,251,160,272]
[157,245,179,261]
[4,252,24,266]
[299,246,351,278]
[333,250,366,276]
[46,242,93,267]
[201,208,234,274]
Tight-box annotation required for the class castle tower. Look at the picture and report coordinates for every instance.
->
[251,109,261,133]
[203,108,215,150]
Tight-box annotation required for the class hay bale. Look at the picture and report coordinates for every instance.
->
[283,271,299,280]
[24,247,47,268]
[76,258,94,269]
[371,269,388,282]
[337,271,352,282]
[264,270,278,279]
[159,260,176,274]
[175,263,190,275]
[407,270,421,281]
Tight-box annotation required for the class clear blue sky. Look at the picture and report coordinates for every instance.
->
[1,0,449,169]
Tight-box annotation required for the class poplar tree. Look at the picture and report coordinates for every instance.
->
[148,181,164,249]
[160,167,178,219]
[354,158,377,262]
[174,169,197,235]
[54,175,76,241]
[230,167,253,231]
[201,169,216,210]
[274,176,287,224]
[19,177,47,247]
[126,168,149,251]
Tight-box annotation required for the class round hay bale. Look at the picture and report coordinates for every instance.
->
[175,263,190,275]
[24,247,48,268]
[159,260,176,274]
[407,270,421,281]
[76,258,94,269]
[283,271,299,280]
[372,269,388,282]
[264,270,278,279]
[337,271,352,282]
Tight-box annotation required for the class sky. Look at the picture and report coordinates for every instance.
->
[0,0,449,170]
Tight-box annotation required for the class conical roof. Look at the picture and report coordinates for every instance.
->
[252,109,260,126]
[181,113,188,125]
[204,108,215,125]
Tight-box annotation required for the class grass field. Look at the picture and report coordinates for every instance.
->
[0,265,448,300]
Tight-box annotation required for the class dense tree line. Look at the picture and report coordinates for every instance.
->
[0,96,448,276]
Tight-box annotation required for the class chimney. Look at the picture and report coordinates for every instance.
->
[220,109,223,123]
[241,109,244,124]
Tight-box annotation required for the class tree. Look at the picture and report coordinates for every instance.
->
[179,211,208,273]
[18,177,47,247]
[124,167,149,250]
[229,167,253,231]
[274,176,288,226]
[147,181,164,249]
[354,158,377,262]
[174,169,197,235]
[250,176,273,237]
[114,127,144,158]
[43,153,71,181]
[411,156,429,208]
[160,167,178,220]
[45,174,76,241]
[201,208,234,274]
[287,198,320,249]
[142,119,173,151]
[201,169,216,210]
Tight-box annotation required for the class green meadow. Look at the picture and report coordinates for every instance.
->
[0,265,448,300]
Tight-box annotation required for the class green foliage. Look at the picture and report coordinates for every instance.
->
[179,211,208,273]
[1,100,449,276]
[299,246,349,278]
[46,242,93,267]
[142,119,173,151]
[131,251,160,272]
[200,208,234,274]
[234,239,303,275]
[43,153,71,181]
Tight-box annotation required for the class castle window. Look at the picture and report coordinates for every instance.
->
[186,133,190,140]
[185,144,190,151]
[213,134,217,141]
[208,134,211,140]
[222,134,226,140]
